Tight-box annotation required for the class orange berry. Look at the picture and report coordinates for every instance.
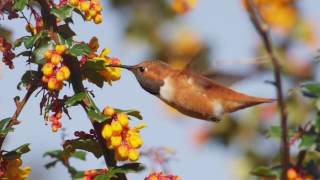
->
[44,50,53,61]
[42,76,49,83]
[101,124,112,139]
[59,66,70,80]
[42,63,54,76]
[48,77,58,91]
[85,13,92,21]
[287,168,298,180]
[103,106,115,117]
[117,113,129,127]
[50,53,62,65]
[69,0,79,6]
[56,81,63,90]
[55,45,66,55]
[52,126,58,132]
[110,136,122,147]
[25,23,34,33]
[80,1,90,12]
[94,14,102,24]
[111,121,123,135]
[94,4,102,12]
[56,112,62,119]
[128,148,139,161]
[56,70,65,81]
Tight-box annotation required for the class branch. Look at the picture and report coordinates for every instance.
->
[63,54,127,180]
[0,83,38,149]
[245,0,290,179]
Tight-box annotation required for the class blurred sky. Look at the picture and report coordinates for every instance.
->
[1,0,320,180]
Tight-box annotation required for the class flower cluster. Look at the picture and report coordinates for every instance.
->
[171,0,197,14]
[69,0,102,24]
[83,169,108,180]
[0,158,31,180]
[49,112,62,132]
[101,106,146,161]
[41,45,70,91]
[95,52,122,85]
[287,168,314,180]
[145,172,181,180]
[0,36,15,69]
[242,0,297,33]
[82,37,122,84]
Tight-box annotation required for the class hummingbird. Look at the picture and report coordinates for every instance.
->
[107,60,274,122]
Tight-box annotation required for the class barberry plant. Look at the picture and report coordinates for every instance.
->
[0,0,175,179]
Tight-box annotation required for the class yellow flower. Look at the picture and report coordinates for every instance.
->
[4,159,31,180]
[101,124,113,139]
[128,148,140,161]
[117,113,129,127]
[103,106,115,117]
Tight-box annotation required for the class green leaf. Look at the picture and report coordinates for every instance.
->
[87,109,107,122]
[251,166,278,178]
[0,118,11,130]
[0,117,14,137]
[3,144,30,160]
[95,163,145,180]
[13,0,28,11]
[266,126,295,139]
[57,24,76,41]
[64,138,103,158]
[69,43,91,57]
[316,115,320,133]
[71,151,86,160]
[83,70,104,88]
[50,5,74,20]
[65,92,87,107]
[33,42,52,65]
[82,60,105,71]
[23,32,44,49]
[19,70,39,88]
[14,36,27,48]
[0,128,14,137]
[299,134,317,149]
[302,82,320,98]
[115,109,143,120]
[44,160,59,169]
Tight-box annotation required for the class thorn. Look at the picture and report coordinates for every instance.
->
[14,96,20,107]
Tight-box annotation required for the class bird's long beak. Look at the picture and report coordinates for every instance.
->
[105,64,134,70]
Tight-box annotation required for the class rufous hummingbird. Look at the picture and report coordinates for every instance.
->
[107,60,274,122]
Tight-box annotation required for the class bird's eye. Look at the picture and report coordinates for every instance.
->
[138,67,145,73]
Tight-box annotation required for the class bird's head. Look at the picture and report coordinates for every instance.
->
[107,60,172,95]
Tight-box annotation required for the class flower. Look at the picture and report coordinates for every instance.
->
[1,159,31,180]
[242,0,298,34]
[172,0,197,14]
[101,106,146,161]
[145,172,181,180]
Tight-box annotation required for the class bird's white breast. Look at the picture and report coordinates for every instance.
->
[159,77,175,102]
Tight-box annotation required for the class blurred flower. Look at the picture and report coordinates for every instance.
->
[242,0,298,34]
[171,0,197,14]
[0,158,31,180]
[145,172,181,180]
